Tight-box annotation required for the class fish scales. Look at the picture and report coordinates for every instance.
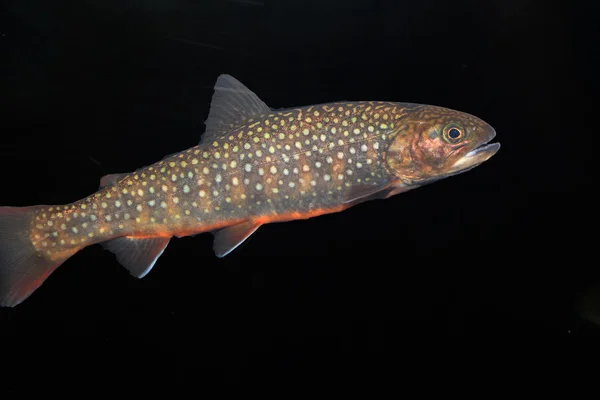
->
[28,102,402,259]
[0,74,500,306]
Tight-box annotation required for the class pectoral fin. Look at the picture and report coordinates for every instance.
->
[343,183,393,205]
[344,180,413,204]
[384,184,416,198]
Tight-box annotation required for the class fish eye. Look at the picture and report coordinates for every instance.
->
[443,125,464,143]
[448,128,461,139]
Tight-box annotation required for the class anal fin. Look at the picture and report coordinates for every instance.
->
[101,236,171,278]
[212,220,261,258]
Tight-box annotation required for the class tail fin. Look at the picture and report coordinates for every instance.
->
[0,206,75,307]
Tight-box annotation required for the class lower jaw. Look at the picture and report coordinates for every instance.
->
[450,142,501,172]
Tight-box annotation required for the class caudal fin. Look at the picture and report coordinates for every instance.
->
[0,206,75,307]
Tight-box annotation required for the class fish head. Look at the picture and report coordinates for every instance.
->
[386,104,500,185]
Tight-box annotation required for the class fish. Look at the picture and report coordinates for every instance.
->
[0,74,500,307]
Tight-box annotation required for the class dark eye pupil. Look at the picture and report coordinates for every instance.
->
[448,128,461,139]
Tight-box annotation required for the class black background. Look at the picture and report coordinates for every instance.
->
[0,0,596,388]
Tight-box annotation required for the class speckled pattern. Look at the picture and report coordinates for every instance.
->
[29,101,407,260]
[1,74,499,307]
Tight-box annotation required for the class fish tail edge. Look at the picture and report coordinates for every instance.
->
[0,205,75,307]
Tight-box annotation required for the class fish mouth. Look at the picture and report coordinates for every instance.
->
[449,132,501,173]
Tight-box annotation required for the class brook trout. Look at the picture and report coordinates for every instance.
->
[0,74,500,307]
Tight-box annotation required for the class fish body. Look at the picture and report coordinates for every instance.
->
[0,74,500,307]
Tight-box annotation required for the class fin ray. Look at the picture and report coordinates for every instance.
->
[202,74,271,143]
[212,220,261,258]
[343,183,393,205]
[384,184,416,199]
[101,236,170,278]
[0,206,78,307]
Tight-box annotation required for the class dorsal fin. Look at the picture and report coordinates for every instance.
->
[201,74,271,144]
